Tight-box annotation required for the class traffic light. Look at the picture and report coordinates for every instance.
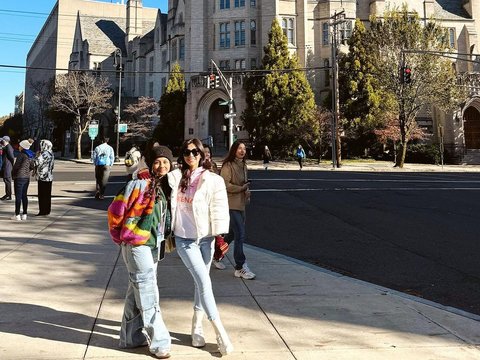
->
[207,74,216,89]
[215,75,220,88]
[403,66,412,84]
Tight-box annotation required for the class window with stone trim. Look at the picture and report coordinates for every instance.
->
[449,28,456,49]
[235,59,246,70]
[322,22,329,45]
[171,40,177,61]
[179,38,185,60]
[220,60,230,70]
[220,22,230,48]
[235,0,245,7]
[250,0,256,7]
[282,17,295,45]
[162,50,167,69]
[220,0,230,9]
[339,21,352,43]
[250,20,256,45]
[235,20,246,46]
[251,58,257,69]
[324,59,330,87]
[148,81,154,98]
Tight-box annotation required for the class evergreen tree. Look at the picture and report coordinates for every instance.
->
[153,62,186,150]
[242,18,317,156]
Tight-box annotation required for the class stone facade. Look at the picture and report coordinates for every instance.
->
[25,0,480,161]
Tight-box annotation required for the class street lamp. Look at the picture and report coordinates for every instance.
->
[113,48,122,162]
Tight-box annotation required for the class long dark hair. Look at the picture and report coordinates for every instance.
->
[222,140,246,166]
[178,138,211,193]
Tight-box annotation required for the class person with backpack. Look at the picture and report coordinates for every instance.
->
[92,137,115,199]
[296,144,306,170]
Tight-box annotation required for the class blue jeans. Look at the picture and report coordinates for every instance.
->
[228,210,246,270]
[120,244,171,354]
[175,236,219,321]
[14,177,29,215]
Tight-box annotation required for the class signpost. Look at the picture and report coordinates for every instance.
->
[115,123,128,133]
[88,121,99,160]
[224,113,237,119]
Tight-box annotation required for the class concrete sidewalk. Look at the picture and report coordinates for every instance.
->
[1,203,480,359]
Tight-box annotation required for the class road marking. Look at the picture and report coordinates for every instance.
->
[251,178,480,183]
[251,187,480,192]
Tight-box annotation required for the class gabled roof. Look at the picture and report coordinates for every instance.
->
[78,13,127,54]
[435,0,471,20]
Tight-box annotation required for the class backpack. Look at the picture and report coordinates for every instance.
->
[97,153,107,166]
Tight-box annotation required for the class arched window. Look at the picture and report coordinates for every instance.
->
[250,20,256,45]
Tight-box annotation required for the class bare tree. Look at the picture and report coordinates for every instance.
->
[123,96,158,140]
[50,72,112,159]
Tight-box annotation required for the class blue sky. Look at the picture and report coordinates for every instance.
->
[0,0,167,117]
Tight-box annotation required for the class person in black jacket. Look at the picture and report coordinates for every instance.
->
[1,136,15,201]
[11,140,35,221]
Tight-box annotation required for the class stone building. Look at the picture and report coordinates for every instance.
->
[26,0,480,161]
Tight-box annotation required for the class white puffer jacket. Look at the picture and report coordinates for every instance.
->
[168,168,230,242]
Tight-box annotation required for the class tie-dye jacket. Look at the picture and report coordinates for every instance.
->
[108,169,167,247]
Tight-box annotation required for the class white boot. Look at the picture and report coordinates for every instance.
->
[211,318,233,355]
[191,310,205,348]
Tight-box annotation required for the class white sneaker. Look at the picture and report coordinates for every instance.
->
[154,349,171,359]
[21,214,27,221]
[234,264,256,280]
[213,259,226,270]
[11,214,21,221]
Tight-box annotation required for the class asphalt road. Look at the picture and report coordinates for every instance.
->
[53,163,480,315]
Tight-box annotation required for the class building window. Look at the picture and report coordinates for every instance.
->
[235,0,245,7]
[220,60,230,70]
[250,20,256,45]
[235,59,246,70]
[250,0,256,7]
[179,38,185,59]
[149,56,154,73]
[282,17,295,45]
[324,59,330,87]
[220,22,230,48]
[235,20,246,46]
[93,62,101,77]
[161,77,167,94]
[162,50,167,68]
[339,21,352,43]
[171,40,177,61]
[251,58,257,69]
[220,0,230,9]
[322,23,329,45]
[449,28,456,48]
[149,81,154,97]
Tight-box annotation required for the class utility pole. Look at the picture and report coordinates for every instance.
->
[210,60,236,148]
[113,48,122,162]
[330,10,346,169]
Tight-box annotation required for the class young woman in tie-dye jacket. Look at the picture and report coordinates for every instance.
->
[107,145,174,359]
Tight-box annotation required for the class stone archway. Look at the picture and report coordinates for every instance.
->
[196,90,232,153]
[463,100,480,149]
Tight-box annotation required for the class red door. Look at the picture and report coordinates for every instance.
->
[464,107,480,149]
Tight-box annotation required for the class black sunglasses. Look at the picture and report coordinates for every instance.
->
[183,148,200,157]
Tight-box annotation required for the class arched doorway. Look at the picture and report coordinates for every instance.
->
[464,106,480,149]
[208,98,228,152]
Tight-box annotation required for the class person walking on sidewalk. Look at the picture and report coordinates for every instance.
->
[220,140,256,280]
[296,144,306,170]
[108,145,174,359]
[11,140,35,221]
[203,143,229,271]
[168,138,234,356]
[1,136,14,200]
[92,137,114,199]
[262,145,272,170]
[33,140,54,216]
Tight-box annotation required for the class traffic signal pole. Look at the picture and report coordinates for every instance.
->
[210,60,235,148]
